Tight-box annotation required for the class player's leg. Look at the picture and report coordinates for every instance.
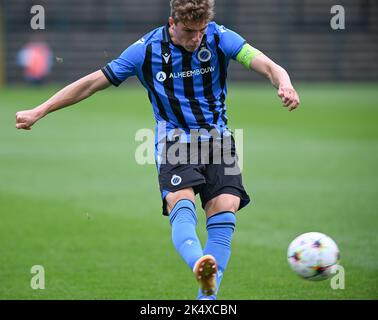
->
[197,136,250,299]
[156,139,217,296]
[166,188,204,271]
[195,194,240,300]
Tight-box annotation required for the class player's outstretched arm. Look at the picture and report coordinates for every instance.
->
[250,53,300,111]
[15,70,111,130]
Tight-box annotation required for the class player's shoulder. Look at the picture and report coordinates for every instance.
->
[119,26,165,62]
[131,25,166,48]
[206,22,246,59]
[207,21,230,38]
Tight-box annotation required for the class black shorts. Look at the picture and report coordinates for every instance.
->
[156,135,251,216]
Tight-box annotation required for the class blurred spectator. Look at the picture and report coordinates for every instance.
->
[17,37,53,85]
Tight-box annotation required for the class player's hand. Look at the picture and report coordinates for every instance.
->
[15,109,41,130]
[278,86,300,111]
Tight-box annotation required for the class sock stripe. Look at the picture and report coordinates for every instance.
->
[207,222,235,230]
[169,199,196,225]
[169,207,195,225]
[207,211,235,221]
[170,199,196,215]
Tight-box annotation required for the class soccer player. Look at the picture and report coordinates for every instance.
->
[15,0,300,300]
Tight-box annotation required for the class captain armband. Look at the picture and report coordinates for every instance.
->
[236,43,262,70]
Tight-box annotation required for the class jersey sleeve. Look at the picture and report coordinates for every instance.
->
[102,39,145,86]
[216,25,247,60]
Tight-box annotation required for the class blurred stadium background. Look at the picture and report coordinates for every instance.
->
[0,0,377,299]
[2,0,378,83]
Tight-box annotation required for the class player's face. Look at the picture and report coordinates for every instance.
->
[169,18,208,52]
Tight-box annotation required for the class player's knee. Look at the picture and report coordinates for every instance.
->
[205,194,240,217]
[166,188,195,214]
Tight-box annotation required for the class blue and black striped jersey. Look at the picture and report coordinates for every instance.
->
[102,22,246,142]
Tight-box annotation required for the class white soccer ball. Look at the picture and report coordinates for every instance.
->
[287,232,340,281]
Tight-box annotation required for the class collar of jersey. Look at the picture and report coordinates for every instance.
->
[163,23,207,55]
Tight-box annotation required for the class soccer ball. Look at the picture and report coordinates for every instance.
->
[287,232,340,281]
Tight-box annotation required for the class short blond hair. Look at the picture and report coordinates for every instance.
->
[170,0,215,24]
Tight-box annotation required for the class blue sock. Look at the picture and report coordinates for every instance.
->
[169,199,203,270]
[198,211,236,299]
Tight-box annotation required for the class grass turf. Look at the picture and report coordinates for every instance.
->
[0,83,377,299]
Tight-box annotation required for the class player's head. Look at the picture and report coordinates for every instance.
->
[169,0,215,52]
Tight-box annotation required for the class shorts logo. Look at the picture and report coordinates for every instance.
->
[156,71,167,82]
[171,174,182,186]
[197,47,212,62]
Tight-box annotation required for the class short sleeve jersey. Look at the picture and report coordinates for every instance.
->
[102,22,246,141]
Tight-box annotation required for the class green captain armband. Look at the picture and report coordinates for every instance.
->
[236,43,262,69]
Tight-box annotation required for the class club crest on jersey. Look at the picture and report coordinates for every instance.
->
[171,174,182,186]
[197,47,212,62]
[156,71,167,82]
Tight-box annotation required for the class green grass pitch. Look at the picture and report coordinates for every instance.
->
[0,83,377,299]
